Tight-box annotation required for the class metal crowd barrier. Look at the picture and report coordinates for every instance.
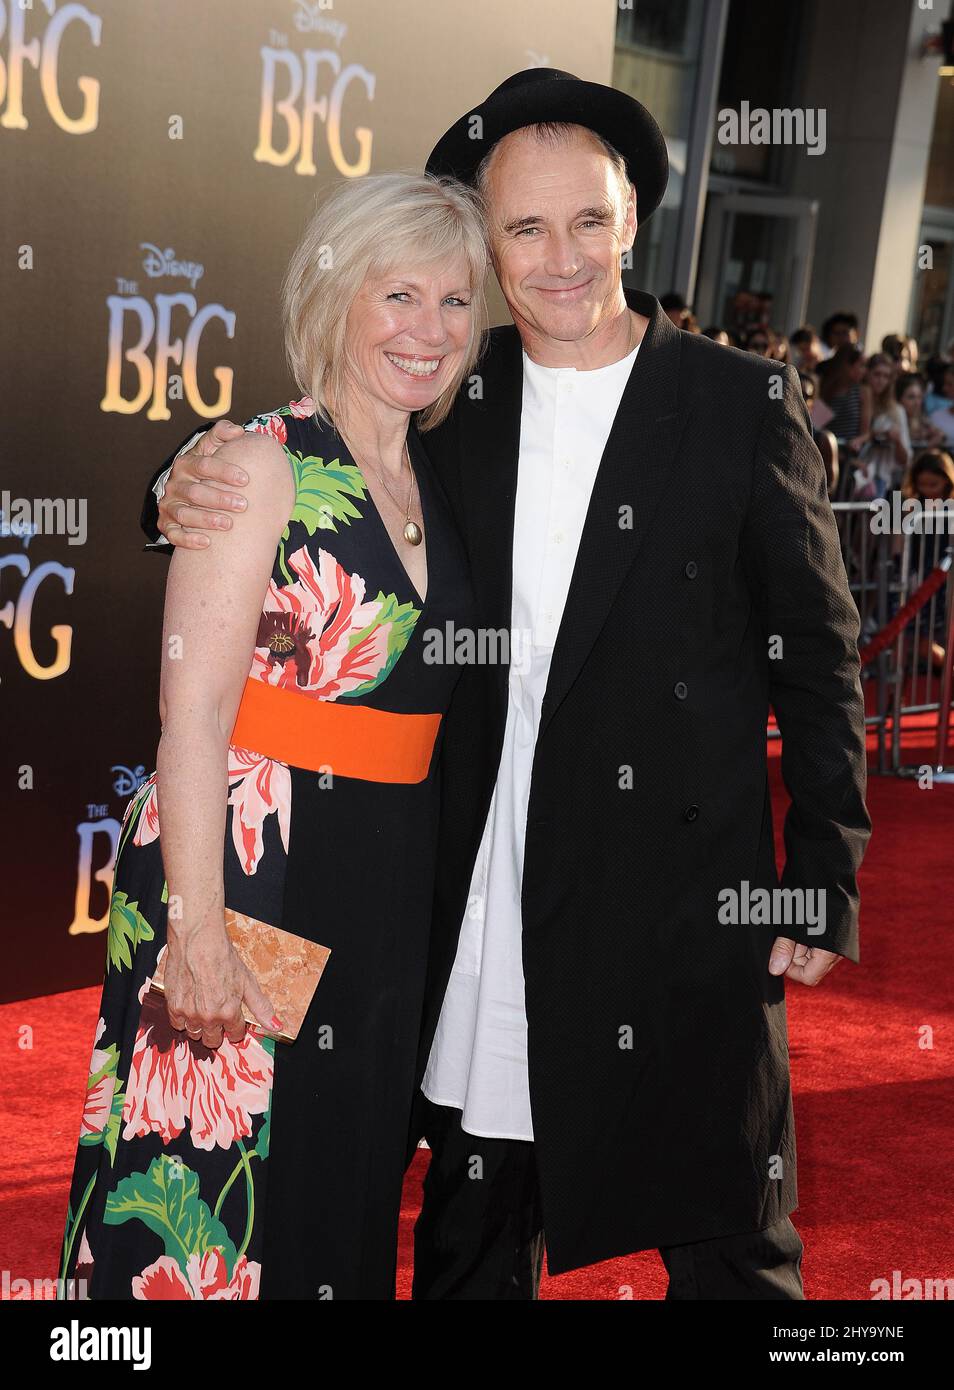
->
[832,501,892,774]
[763,501,954,776]
[888,524,954,777]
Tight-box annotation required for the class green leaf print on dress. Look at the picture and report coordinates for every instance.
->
[107,892,154,973]
[79,1022,125,1164]
[288,452,366,535]
[104,1155,237,1273]
[100,1152,270,1300]
[346,591,422,697]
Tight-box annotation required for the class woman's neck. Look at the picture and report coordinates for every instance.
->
[330,386,411,476]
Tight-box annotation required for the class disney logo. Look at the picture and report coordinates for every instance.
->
[292,0,347,45]
[112,764,148,796]
[140,244,205,290]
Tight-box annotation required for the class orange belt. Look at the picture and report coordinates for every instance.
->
[230,677,441,784]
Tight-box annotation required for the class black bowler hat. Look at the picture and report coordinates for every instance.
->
[425,68,669,222]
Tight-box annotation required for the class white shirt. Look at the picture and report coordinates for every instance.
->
[422,341,641,1140]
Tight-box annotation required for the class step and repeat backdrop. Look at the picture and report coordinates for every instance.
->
[0,0,615,1000]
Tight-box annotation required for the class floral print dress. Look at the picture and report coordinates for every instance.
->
[58,400,474,1300]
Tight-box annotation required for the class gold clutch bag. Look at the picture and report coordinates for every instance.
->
[149,907,331,1044]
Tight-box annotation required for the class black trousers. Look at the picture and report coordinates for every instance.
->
[412,1097,804,1301]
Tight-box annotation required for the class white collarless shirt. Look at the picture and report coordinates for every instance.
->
[422,340,641,1140]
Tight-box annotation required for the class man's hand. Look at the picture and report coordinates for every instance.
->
[158,418,250,549]
[768,936,841,986]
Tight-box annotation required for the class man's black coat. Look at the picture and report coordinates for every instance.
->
[143,289,871,1276]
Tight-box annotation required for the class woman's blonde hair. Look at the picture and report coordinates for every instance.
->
[282,172,489,432]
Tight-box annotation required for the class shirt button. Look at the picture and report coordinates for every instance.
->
[674,681,688,700]
[685,560,698,579]
[684,804,700,822]
[552,531,565,543]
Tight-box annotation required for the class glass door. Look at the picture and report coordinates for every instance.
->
[695,191,818,335]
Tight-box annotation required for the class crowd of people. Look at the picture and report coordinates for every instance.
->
[660,292,954,675]
[659,292,954,512]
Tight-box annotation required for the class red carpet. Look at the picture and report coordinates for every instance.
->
[3,716,952,1300]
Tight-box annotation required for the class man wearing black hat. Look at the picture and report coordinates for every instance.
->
[141,70,870,1300]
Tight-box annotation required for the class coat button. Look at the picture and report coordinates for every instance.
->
[684,560,698,579]
[684,804,700,822]
[674,681,688,700]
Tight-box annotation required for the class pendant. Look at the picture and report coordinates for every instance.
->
[404,520,423,546]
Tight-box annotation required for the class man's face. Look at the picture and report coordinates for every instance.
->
[829,321,857,350]
[482,126,636,346]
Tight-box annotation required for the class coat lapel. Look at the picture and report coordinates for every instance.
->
[538,291,686,741]
[454,292,687,741]
[457,324,524,712]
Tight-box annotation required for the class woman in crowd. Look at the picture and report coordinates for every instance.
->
[819,344,871,445]
[897,450,954,674]
[849,352,911,498]
[897,373,946,452]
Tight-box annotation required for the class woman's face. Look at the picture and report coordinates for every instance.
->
[900,383,922,415]
[867,361,893,394]
[344,255,474,417]
[849,358,866,383]
[916,470,949,500]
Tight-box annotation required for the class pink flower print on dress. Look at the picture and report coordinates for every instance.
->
[251,545,390,699]
[133,1249,261,1300]
[248,413,288,444]
[80,1016,115,1141]
[122,968,274,1152]
[226,746,291,875]
[129,773,160,847]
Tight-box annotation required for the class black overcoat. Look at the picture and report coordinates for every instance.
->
[411,289,871,1274]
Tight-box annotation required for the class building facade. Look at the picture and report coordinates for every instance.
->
[615,0,954,355]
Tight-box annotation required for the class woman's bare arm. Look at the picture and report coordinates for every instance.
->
[155,430,295,1048]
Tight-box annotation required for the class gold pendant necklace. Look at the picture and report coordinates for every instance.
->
[402,447,423,546]
[346,432,423,546]
[388,443,422,546]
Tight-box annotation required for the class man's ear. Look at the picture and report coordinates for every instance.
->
[622,182,638,252]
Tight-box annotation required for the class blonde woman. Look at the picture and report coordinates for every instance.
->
[59,174,488,1301]
[851,352,911,498]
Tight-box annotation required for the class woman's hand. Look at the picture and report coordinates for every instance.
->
[164,926,277,1049]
